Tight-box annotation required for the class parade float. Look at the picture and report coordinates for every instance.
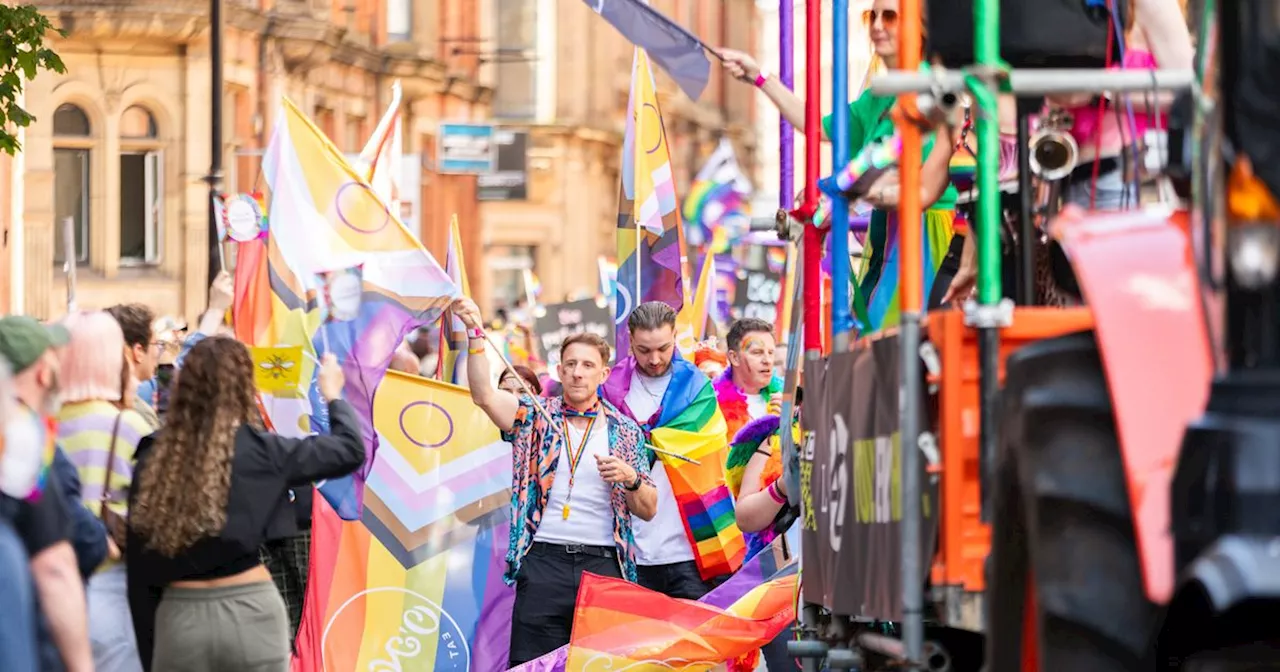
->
[777,0,1280,668]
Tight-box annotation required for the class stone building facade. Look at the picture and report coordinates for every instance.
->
[10,0,491,321]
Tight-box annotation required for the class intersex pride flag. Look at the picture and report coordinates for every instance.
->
[564,563,797,670]
[293,371,515,671]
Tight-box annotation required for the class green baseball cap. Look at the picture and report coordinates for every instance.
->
[0,316,71,373]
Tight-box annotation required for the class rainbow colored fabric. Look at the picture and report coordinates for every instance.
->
[602,356,746,580]
[511,532,799,672]
[856,208,957,334]
[725,414,803,562]
[564,561,798,670]
[614,49,686,356]
[257,98,458,520]
[293,372,515,671]
[714,370,783,451]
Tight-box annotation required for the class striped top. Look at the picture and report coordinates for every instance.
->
[57,400,153,519]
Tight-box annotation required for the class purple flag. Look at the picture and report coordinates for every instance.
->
[583,0,712,100]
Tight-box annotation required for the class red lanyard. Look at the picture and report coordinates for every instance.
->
[560,414,598,520]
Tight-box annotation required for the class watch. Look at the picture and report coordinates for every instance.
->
[625,473,643,492]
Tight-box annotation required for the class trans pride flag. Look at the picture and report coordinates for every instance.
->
[603,355,744,581]
[294,371,515,671]
[615,48,686,356]
[262,97,458,519]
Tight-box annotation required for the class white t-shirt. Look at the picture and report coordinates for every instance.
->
[533,419,614,547]
[747,394,769,421]
[625,369,695,566]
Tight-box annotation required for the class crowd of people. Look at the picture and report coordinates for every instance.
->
[0,0,1196,668]
[0,278,799,672]
[0,271,366,672]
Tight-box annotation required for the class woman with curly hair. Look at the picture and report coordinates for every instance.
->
[125,337,364,671]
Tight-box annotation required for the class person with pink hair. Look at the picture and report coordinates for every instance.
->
[56,311,154,672]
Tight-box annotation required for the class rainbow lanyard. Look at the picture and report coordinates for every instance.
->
[560,406,599,520]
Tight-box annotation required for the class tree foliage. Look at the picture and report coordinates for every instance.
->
[0,4,65,155]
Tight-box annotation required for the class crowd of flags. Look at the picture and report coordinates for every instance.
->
[202,1,806,668]
[213,55,792,672]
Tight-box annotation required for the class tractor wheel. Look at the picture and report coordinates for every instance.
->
[986,331,1158,672]
[1182,643,1280,671]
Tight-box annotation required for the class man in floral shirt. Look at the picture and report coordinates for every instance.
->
[451,298,657,667]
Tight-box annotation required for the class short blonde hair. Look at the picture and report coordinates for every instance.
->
[60,311,127,403]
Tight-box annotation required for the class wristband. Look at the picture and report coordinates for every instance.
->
[767,480,786,504]
[468,347,485,355]
[754,69,770,88]
[625,473,643,492]
[467,328,484,340]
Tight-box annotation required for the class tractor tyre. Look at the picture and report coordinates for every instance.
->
[986,331,1158,672]
[1182,643,1280,671]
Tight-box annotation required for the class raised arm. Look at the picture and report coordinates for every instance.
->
[451,298,521,432]
[267,353,367,484]
[720,48,825,141]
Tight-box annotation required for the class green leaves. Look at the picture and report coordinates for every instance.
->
[0,4,64,154]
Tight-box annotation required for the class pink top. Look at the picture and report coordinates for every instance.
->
[1067,50,1164,147]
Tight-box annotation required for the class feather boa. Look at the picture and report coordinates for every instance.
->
[712,368,783,446]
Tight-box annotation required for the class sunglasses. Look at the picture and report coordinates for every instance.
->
[862,9,899,27]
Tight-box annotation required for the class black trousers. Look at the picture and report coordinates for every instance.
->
[636,560,719,600]
[508,542,623,667]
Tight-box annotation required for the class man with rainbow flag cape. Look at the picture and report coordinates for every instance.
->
[602,302,746,597]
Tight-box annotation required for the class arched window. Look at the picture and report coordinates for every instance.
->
[53,103,91,137]
[119,105,163,264]
[53,104,92,265]
[119,105,157,139]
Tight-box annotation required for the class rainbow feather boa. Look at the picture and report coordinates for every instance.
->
[713,368,783,458]
[602,356,746,580]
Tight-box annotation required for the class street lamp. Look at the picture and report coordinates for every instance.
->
[205,0,224,287]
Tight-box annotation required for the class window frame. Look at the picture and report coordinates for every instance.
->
[52,103,95,267]
[118,105,164,266]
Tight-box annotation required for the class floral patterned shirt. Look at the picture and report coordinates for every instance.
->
[500,394,652,585]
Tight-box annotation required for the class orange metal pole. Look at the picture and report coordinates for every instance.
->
[896,0,923,313]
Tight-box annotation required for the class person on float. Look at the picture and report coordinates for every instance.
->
[601,302,737,599]
[451,297,656,667]
[719,0,960,331]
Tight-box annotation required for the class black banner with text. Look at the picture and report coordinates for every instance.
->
[799,335,939,620]
[533,299,614,368]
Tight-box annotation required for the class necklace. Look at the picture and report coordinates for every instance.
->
[560,412,598,520]
[636,373,667,403]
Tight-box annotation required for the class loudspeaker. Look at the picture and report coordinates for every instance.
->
[926,0,1130,69]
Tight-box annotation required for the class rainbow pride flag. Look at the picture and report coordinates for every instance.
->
[293,371,515,672]
[614,48,685,356]
[511,532,798,672]
[603,355,745,581]
[682,137,752,255]
[262,97,459,519]
[564,562,797,670]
